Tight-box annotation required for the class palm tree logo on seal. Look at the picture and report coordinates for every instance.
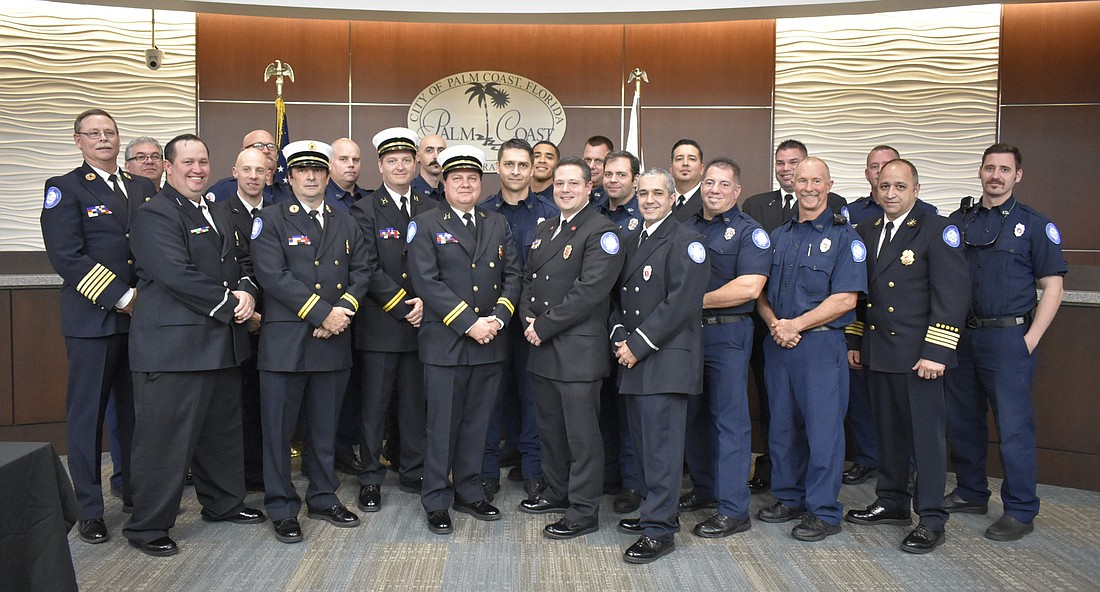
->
[465,82,510,147]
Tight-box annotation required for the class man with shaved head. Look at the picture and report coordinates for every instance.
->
[412,133,447,202]
[326,138,367,212]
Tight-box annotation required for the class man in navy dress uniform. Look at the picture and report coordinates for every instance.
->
[611,168,709,564]
[350,127,436,513]
[517,156,623,539]
[41,109,157,544]
[682,158,771,539]
[843,159,969,554]
[407,145,521,535]
[755,157,866,542]
[251,140,371,543]
[944,143,1066,541]
[123,133,264,556]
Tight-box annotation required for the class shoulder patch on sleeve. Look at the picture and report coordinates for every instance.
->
[600,231,620,255]
[406,220,417,243]
[751,228,771,249]
[942,225,961,248]
[44,186,62,209]
[688,241,707,264]
[851,239,867,263]
[1045,222,1061,245]
[250,217,263,240]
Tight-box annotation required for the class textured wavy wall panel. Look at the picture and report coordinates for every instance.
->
[0,1,195,251]
[774,5,999,212]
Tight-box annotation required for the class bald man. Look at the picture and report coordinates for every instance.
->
[412,134,446,202]
[326,138,367,212]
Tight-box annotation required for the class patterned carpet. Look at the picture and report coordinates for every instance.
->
[69,458,1100,591]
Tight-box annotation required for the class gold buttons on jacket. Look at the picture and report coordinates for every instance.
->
[314,260,319,266]
[888,307,894,313]
[888,281,895,288]
[315,283,321,289]
[337,284,343,289]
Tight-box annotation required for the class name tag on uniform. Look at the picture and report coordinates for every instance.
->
[86,205,112,217]
[190,226,211,235]
[288,235,311,246]
[379,227,401,239]
[435,232,458,244]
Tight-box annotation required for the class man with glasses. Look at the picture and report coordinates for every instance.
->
[208,130,293,203]
[943,143,1066,541]
[123,136,164,190]
[41,109,158,545]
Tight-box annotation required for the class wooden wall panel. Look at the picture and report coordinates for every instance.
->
[197,15,350,102]
[1001,2,1100,105]
[350,22,625,106]
[624,21,775,106]
[11,289,67,425]
[1032,306,1098,455]
[0,291,12,426]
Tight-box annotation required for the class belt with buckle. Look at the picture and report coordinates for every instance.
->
[966,314,1030,329]
[702,314,749,326]
[806,326,836,333]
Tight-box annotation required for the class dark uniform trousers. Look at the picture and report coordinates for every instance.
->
[251,199,371,520]
[611,217,708,541]
[123,185,255,545]
[407,205,521,513]
[42,164,157,519]
[350,186,435,486]
[523,206,623,523]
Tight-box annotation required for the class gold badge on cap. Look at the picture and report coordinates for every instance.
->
[900,249,915,266]
[85,173,97,181]
[563,245,573,260]
[906,218,917,227]
[289,204,300,213]
[724,227,735,240]
[308,141,317,150]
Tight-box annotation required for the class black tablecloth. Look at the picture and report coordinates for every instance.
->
[0,442,79,592]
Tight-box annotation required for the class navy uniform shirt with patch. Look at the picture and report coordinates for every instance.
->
[411,175,444,203]
[949,196,1067,318]
[598,194,643,237]
[844,195,938,227]
[480,190,559,268]
[324,178,366,213]
[767,208,867,328]
[689,205,772,315]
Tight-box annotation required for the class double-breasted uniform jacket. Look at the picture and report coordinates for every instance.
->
[610,216,710,395]
[41,163,157,337]
[407,205,521,366]
[350,185,437,353]
[521,204,625,382]
[742,189,847,233]
[845,207,970,372]
[250,199,371,372]
[128,185,257,372]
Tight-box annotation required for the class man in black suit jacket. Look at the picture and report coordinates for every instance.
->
[212,147,272,491]
[671,139,705,222]
[517,157,625,539]
[408,145,521,535]
[41,109,157,545]
[123,134,263,556]
[611,168,710,564]
[843,160,969,554]
[350,128,438,512]
[251,140,371,543]
[737,139,846,495]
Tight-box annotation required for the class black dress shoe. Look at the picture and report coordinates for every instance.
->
[842,463,878,485]
[307,503,360,527]
[358,484,381,512]
[481,477,500,502]
[201,507,266,524]
[398,477,423,494]
[427,510,452,534]
[78,518,110,544]
[507,465,524,482]
[943,491,988,514]
[128,536,178,557]
[335,452,365,475]
[845,504,912,526]
[747,477,769,494]
[693,513,752,538]
[985,514,1033,541]
[523,477,546,500]
[618,517,644,534]
[677,489,718,512]
[791,515,842,541]
[518,496,568,514]
[544,518,598,540]
[901,524,945,554]
[613,488,644,514]
[623,536,675,564]
[757,501,808,523]
[454,499,501,521]
[272,517,302,543]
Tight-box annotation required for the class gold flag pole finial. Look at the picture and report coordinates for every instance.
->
[628,68,648,94]
[264,60,295,99]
